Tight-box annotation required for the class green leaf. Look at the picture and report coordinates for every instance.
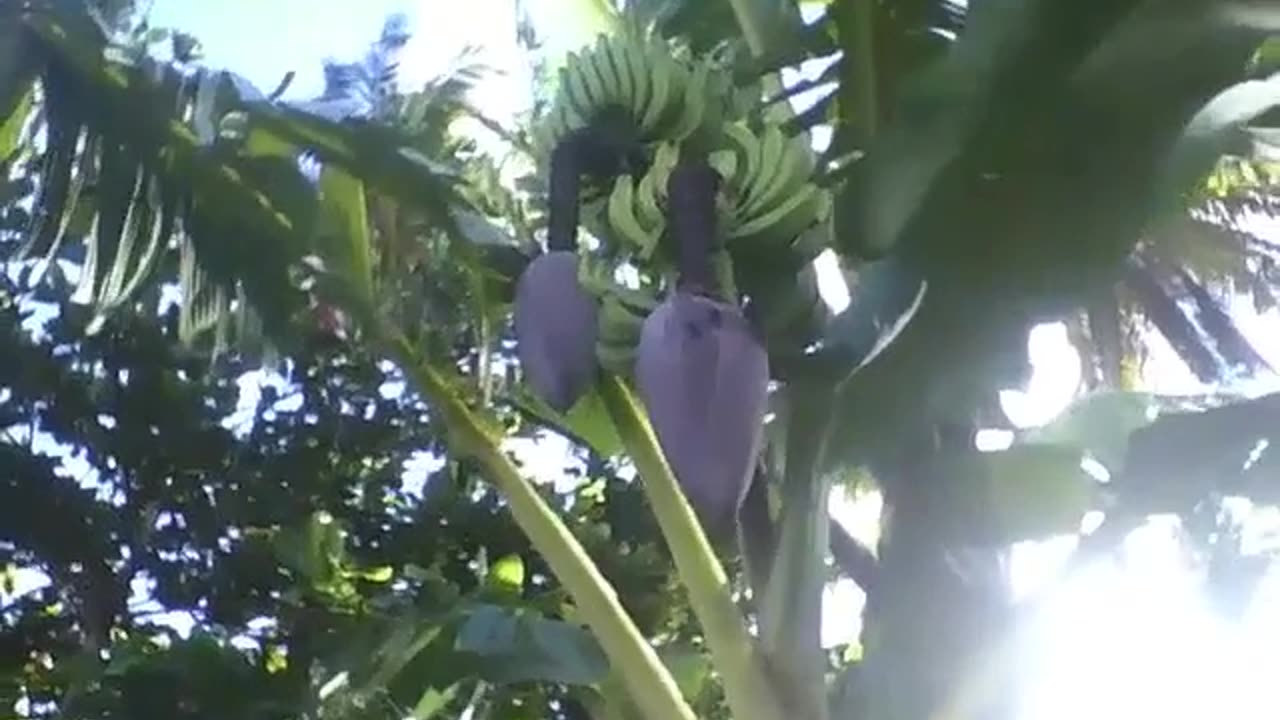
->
[358,565,395,583]
[453,209,518,247]
[1156,70,1280,217]
[264,645,288,674]
[597,643,712,719]
[243,103,462,219]
[316,165,375,306]
[485,554,526,597]
[843,0,1145,257]
[0,86,31,162]
[272,511,344,584]
[454,604,609,686]
[511,385,624,458]
[1020,391,1157,473]
[335,619,456,713]
[1117,392,1280,513]
[0,12,40,141]
[656,644,712,702]
[925,444,1100,545]
[410,683,462,719]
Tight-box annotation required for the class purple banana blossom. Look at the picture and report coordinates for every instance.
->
[514,250,599,412]
[635,157,770,534]
[514,135,599,412]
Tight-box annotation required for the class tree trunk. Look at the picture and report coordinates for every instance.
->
[853,430,1014,720]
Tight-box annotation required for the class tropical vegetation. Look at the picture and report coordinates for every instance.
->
[1,0,1278,718]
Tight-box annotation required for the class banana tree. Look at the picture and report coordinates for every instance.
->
[3,1,1280,719]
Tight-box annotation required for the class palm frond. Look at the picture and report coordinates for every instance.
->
[1176,267,1273,375]
[0,3,470,362]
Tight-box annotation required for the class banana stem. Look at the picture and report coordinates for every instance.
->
[547,137,583,251]
[600,375,788,720]
[852,0,878,141]
[667,155,722,294]
[727,0,770,60]
[758,386,836,720]
[368,315,696,720]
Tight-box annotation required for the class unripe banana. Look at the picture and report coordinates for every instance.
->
[560,54,594,118]
[607,175,660,257]
[595,285,656,374]
[786,195,834,262]
[597,294,646,344]
[622,37,652,129]
[595,337,637,374]
[639,45,674,134]
[664,58,710,142]
[721,124,762,221]
[604,34,634,108]
[708,149,738,184]
[730,183,829,251]
[633,169,666,233]
[581,38,614,108]
[740,125,794,219]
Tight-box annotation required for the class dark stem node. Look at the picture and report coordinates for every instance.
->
[666,155,722,294]
[546,108,647,252]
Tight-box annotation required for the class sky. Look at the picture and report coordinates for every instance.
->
[4,3,1280,717]
[147,0,533,126]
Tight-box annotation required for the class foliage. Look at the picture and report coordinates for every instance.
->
[1,1,1279,719]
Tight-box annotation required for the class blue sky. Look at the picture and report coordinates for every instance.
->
[147,0,534,124]
[150,0,423,98]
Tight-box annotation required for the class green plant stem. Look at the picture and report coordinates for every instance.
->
[758,386,835,720]
[852,0,878,141]
[599,374,787,720]
[724,5,850,717]
[370,317,695,720]
[726,0,771,61]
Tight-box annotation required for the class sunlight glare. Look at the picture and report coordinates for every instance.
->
[1016,521,1279,720]
[999,323,1081,429]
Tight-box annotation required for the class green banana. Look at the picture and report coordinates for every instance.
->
[639,42,674,134]
[740,124,792,219]
[708,149,738,184]
[607,175,660,257]
[603,34,634,109]
[722,123,763,208]
[595,283,656,374]
[730,183,830,251]
[597,296,645,342]
[622,37,652,130]
[664,58,709,141]
[633,168,666,233]
[786,195,835,262]
[609,282,660,315]
[595,338,637,374]
[581,37,614,108]
[543,30,744,155]
[560,54,594,118]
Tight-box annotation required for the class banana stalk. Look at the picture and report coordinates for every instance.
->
[600,375,788,720]
[725,4,839,719]
[367,313,696,720]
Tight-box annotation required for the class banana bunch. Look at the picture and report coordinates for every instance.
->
[602,142,679,259]
[535,29,728,154]
[594,283,659,374]
[599,124,830,274]
[574,254,659,375]
[715,121,832,263]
